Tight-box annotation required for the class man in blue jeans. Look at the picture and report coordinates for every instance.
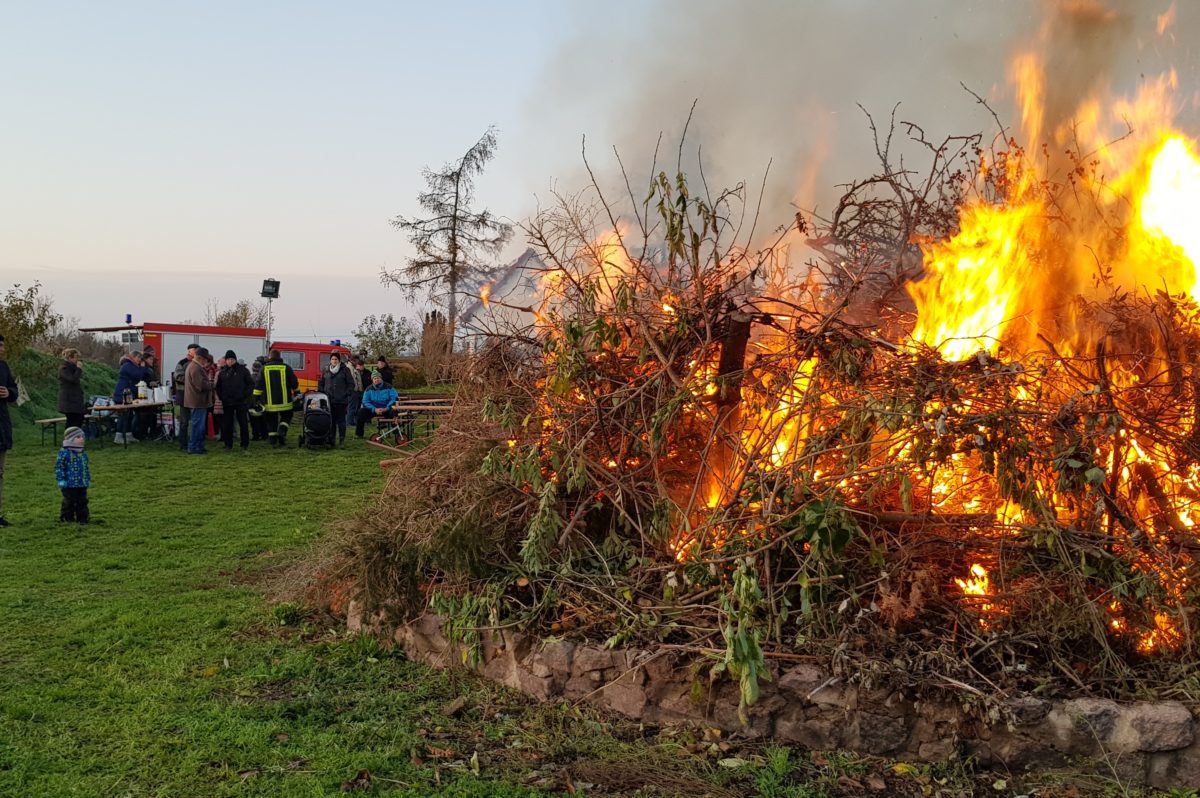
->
[184,347,213,454]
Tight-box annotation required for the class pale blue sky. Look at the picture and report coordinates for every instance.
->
[3,1,1195,340]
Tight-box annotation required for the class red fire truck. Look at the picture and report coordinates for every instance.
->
[79,323,351,394]
[79,322,269,374]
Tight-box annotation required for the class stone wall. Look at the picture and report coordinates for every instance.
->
[348,604,1199,789]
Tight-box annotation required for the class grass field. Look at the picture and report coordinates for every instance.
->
[0,353,1154,797]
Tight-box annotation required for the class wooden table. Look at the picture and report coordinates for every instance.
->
[100,400,176,446]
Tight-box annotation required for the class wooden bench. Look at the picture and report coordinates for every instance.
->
[34,414,114,447]
[34,417,67,446]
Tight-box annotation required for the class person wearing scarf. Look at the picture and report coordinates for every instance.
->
[318,351,355,446]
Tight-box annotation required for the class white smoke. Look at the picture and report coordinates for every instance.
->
[526,0,1199,238]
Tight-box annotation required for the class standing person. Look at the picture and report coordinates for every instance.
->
[135,351,160,440]
[184,348,214,454]
[355,370,399,438]
[345,356,364,431]
[249,355,268,441]
[206,355,222,442]
[58,348,86,429]
[55,426,91,524]
[375,356,395,387]
[215,351,254,451]
[112,351,145,443]
[253,349,298,447]
[317,351,355,446]
[0,335,17,527]
[172,343,199,450]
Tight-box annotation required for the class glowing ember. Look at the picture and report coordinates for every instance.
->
[955,564,990,601]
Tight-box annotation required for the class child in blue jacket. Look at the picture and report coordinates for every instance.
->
[55,426,91,523]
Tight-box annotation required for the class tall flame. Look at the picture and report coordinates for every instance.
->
[908,202,1042,360]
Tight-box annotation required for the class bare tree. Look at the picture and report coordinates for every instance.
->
[203,298,269,328]
[387,127,513,338]
[35,314,125,364]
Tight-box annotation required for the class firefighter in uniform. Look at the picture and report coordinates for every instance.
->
[253,349,299,446]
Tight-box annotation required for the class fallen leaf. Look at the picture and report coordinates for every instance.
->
[273,733,290,743]
[868,776,887,791]
[441,696,469,717]
[202,665,219,678]
[425,745,455,758]
[893,763,919,776]
[812,751,830,766]
[838,776,864,791]
[470,751,480,775]
[340,768,372,791]
[238,769,258,782]
[718,757,750,769]
[993,778,1008,790]
[287,758,308,770]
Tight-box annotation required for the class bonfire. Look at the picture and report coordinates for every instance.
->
[335,35,1200,710]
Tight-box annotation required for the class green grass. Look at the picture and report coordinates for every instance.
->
[0,433,759,797]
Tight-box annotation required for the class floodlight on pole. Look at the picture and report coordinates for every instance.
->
[260,278,280,352]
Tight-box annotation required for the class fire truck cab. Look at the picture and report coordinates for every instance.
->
[269,341,353,394]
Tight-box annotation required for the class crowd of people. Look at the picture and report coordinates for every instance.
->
[0,340,421,528]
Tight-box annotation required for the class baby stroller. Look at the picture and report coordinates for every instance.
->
[297,392,335,449]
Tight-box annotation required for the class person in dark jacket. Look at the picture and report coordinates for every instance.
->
[112,351,147,443]
[248,355,268,440]
[173,343,199,450]
[345,355,364,430]
[57,348,86,429]
[375,356,395,387]
[215,350,254,450]
[134,352,161,439]
[0,335,17,527]
[317,351,355,446]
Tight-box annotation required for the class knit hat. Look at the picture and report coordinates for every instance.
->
[224,350,237,360]
[370,369,382,379]
[63,426,85,448]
